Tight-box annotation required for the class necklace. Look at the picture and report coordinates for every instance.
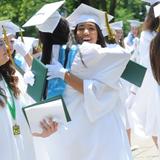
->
[4,80,21,136]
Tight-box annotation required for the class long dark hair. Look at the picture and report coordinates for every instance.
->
[40,17,70,65]
[150,31,160,84]
[0,87,7,107]
[39,17,70,99]
[143,2,160,31]
[74,23,106,48]
[119,34,125,48]
[0,60,20,107]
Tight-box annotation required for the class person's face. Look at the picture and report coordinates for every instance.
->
[75,22,98,44]
[131,26,139,37]
[0,39,9,66]
[7,34,15,54]
[115,29,123,41]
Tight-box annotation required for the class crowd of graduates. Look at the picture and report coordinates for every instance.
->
[1,0,160,160]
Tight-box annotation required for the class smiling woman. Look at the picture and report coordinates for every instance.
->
[44,3,132,160]
[75,22,106,47]
[76,22,98,43]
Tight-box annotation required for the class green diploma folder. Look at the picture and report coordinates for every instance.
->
[27,58,47,102]
[23,96,71,133]
[121,60,147,87]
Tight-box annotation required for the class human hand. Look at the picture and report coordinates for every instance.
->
[46,59,68,80]
[13,38,28,57]
[32,118,58,138]
[127,33,134,46]
[23,70,35,86]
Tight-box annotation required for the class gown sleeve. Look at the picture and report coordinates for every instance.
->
[83,79,120,122]
[79,43,130,122]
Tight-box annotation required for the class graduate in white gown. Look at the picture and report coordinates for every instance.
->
[22,1,77,99]
[124,19,142,58]
[0,23,59,159]
[0,35,36,160]
[110,21,125,48]
[128,1,160,148]
[44,3,132,160]
[123,20,142,138]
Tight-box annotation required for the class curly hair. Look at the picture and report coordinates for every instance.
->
[0,87,7,107]
[0,60,20,105]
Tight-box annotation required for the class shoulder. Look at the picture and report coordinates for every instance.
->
[140,30,155,40]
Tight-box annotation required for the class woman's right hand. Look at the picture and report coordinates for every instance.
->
[32,118,58,138]
[13,38,28,57]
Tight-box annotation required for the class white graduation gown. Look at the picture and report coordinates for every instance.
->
[124,33,140,57]
[15,71,51,160]
[139,30,156,67]
[129,30,160,137]
[0,80,36,160]
[44,42,132,160]
[124,30,156,130]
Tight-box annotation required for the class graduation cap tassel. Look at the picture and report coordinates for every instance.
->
[2,26,15,65]
[156,19,160,32]
[105,12,115,42]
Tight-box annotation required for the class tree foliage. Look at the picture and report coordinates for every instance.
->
[0,0,148,36]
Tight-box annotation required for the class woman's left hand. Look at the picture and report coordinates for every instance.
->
[32,118,58,138]
[46,59,68,80]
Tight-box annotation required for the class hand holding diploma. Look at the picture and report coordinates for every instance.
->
[32,118,58,138]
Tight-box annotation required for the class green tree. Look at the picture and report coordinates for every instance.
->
[0,0,148,36]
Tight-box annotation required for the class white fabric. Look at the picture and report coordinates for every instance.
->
[51,45,60,62]
[23,1,64,29]
[76,42,130,90]
[36,11,61,33]
[0,80,36,160]
[128,30,160,139]
[43,42,132,160]
[13,38,28,56]
[17,36,39,54]
[110,21,123,30]
[7,70,51,160]
[67,3,113,31]
[139,30,156,67]
[142,0,160,5]
[124,31,156,131]
[23,69,35,86]
[127,20,142,27]
[14,71,52,160]
[70,14,101,29]
[124,33,140,56]
[0,20,23,36]
[46,59,68,80]
[24,98,67,133]
[154,3,160,17]
[130,68,160,137]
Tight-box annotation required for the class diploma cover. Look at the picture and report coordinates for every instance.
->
[23,96,71,133]
[27,58,47,102]
[121,60,147,87]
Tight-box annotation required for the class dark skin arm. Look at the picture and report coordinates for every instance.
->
[64,72,84,94]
